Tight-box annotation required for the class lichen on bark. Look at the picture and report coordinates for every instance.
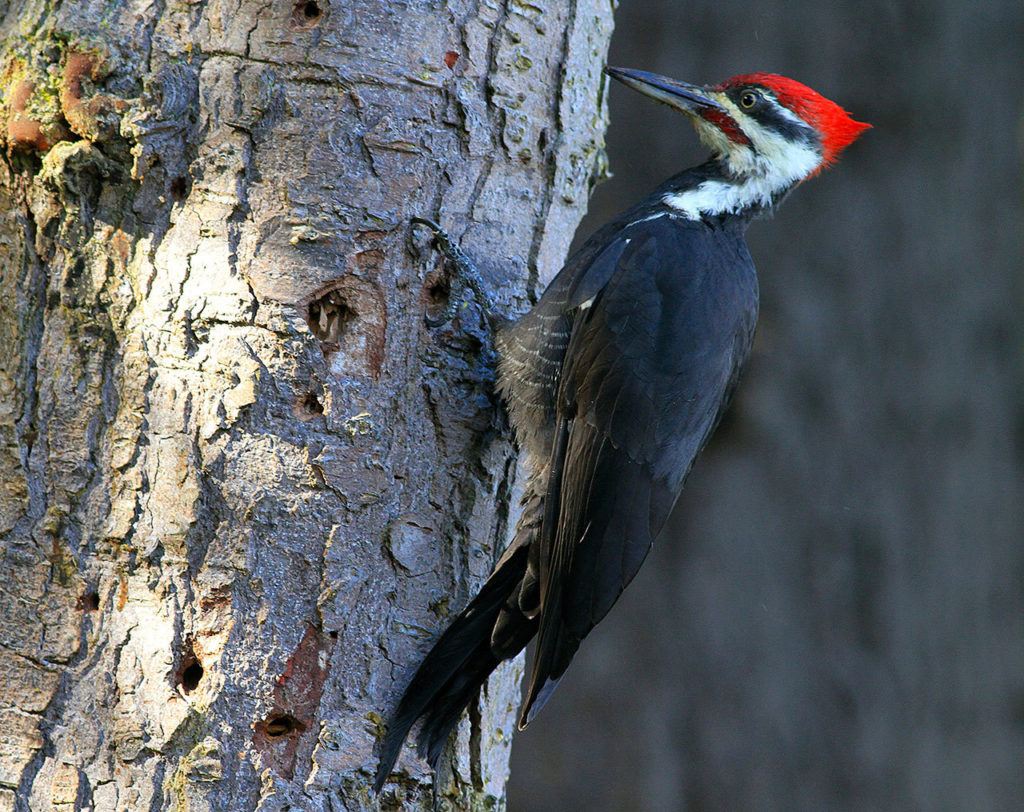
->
[0,2,614,810]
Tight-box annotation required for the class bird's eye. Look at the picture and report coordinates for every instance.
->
[739,90,759,109]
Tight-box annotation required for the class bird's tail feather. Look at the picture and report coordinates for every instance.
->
[373,545,529,792]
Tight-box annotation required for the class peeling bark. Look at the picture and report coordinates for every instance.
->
[0,2,614,810]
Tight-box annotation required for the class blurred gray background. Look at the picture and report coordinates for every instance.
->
[508,1,1024,809]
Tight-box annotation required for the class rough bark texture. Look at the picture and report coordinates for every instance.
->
[0,2,613,810]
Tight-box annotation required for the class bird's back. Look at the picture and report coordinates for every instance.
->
[498,202,758,482]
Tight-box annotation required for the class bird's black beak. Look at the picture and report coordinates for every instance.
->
[605,66,726,116]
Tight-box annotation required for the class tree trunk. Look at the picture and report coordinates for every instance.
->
[0,2,613,810]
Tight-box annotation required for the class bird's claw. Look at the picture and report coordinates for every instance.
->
[411,216,492,330]
[423,311,451,330]
[410,216,443,237]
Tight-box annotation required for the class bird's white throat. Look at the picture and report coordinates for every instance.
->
[662,175,783,219]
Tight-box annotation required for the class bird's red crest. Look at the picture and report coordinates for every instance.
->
[720,73,870,167]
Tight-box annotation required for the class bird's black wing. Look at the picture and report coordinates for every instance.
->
[520,215,757,725]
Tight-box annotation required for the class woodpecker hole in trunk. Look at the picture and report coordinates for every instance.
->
[262,714,303,738]
[176,639,204,694]
[170,176,188,200]
[424,276,452,323]
[294,390,325,420]
[307,290,354,353]
[181,662,204,692]
[291,0,322,28]
[302,279,386,378]
[77,590,100,611]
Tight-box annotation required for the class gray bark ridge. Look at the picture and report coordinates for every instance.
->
[0,1,613,811]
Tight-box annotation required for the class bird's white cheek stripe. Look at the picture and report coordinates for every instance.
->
[738,116,820,185]
[666,95,821,219]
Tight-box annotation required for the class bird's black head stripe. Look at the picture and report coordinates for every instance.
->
[725,86,819,147]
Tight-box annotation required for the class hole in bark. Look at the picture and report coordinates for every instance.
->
[170,176,188,200]
[176,639,204,694]
[294,391,325,420]
[427,278,450,303]
[328,630,338,640]
[292,0,322,28]
[264,714,303,738]
[307,289,354,354]
[78,591,100,611]
[181,662,204,692]
[424,277,451,323]
[301,280,385,378]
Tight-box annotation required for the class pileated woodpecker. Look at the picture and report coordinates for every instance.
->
[374,68,868,791]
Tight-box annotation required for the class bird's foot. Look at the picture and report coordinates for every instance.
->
[411,217,493,330]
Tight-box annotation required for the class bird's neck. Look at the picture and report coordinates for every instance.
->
[655,158,800,222]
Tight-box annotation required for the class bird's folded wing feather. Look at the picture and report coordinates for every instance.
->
[520,222,748,726]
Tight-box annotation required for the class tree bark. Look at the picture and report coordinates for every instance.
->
[0,2,613,810]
